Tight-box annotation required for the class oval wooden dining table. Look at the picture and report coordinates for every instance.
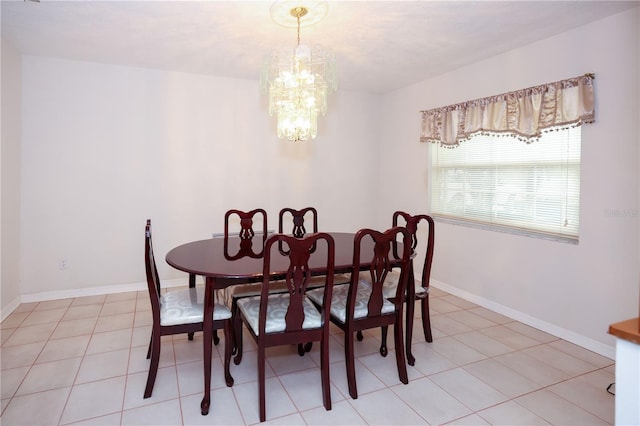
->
[165,232,410,415]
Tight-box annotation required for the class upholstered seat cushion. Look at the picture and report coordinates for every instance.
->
[237,293,322,335]
[223,273,351,306]
[222,281,288,307]
[307,279,396,324]
[160,287,231,326]
[368,270,428,300]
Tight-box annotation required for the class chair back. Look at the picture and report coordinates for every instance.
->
[224,208,268,259]
[278,207,318,254]
[351,226,412,317]
[259,232,335,335]
[278,207,318,238]
[144,219,162,324]
[392,211,435,288]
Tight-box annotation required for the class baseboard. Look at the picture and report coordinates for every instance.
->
[0,296,22,322]
[1,277,203,325]
[11,276,201,309]
[431,279,616,360]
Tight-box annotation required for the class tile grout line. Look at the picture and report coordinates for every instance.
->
[1,291,616,425]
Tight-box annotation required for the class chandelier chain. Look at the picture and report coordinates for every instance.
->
[296,11,301,46]
[290,6,307,46]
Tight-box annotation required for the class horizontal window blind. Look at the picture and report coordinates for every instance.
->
[430,127,581,241]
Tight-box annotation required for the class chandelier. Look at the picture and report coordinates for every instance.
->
[261,1,337,142]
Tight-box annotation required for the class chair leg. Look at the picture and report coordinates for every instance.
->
[297,341,313,355]
[232,300,242,355]
[380,326,388,357]
[422,296,433,343]
[146,334,152,359]
[222,321,234,387]
[405,297,416,366]
[258,345,266,422]
[356,330,364,341]
[144,332,161,398]
[233,321,244,366]
[213,329,220,345]
[320,336,332,411]
[188,275,197,342]
[345,331,358,399]
[394,314,409,385]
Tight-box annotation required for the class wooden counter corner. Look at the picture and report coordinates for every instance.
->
[609,317,640,345]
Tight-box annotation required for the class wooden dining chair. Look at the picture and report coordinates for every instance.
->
[233,233,336,422]
[144,219,233,398]
[384,211,435,365]
[278,207,318,239]
[307,226,412,399]
[220,208,277,352]
[190,207,267,344]
[355,212,435,365]
[278,207,351,355]
[224,208,268,259]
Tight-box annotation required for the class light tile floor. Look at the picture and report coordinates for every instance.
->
[1,286,615,425]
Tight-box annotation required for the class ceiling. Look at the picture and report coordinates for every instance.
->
[2,0,638,94]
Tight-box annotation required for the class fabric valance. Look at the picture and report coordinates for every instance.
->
[420,74,595,147]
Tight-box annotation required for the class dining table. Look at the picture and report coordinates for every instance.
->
[165,231,412,415]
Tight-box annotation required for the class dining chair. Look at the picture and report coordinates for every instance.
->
[383,211,435,365]
[354,212,435,365]
[144,219,233,398]
[278,207,350,355]
[233,232,336,422]
[193,208,268,344]
[220,208,278,352]
[224,208,268,259]
[278,207,318,238]
[307,226,412,399]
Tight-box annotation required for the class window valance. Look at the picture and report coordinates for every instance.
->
[420,74,595,147]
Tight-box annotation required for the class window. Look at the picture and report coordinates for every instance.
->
[430,126,581,242]
[421,74,594,242]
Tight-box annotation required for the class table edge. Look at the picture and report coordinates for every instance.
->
[608,317,640,345]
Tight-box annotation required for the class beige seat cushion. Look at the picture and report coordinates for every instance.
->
[367,270,428,300]
[223,281,288,307]
[223,273,350,306]
[307,279,396,324]
[237,293,322,335]
[160,287,231,326]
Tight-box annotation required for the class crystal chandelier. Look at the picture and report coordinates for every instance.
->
[261,2,337,142]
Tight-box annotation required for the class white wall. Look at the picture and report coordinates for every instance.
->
[379,8,640,357]
[1,38,22,317]
[6,8,639,358]
[18,57,381,300]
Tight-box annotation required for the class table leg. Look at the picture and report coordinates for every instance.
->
[188,274,196,341]
[405,263,416,366]
[201,276,214,415]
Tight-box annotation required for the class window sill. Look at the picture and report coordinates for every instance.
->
[432,215,579,245]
